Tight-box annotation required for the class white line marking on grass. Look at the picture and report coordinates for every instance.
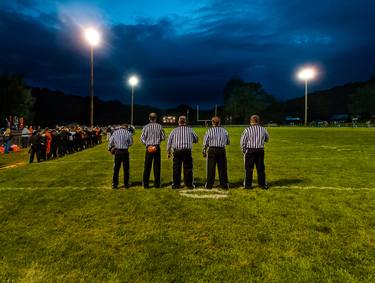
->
[0,162,26,170]
[0,186,111,191]
[179,193,228,199]
[179,188,228,194]
[273,186,375,191]
[0,165,17,170]
[0,186,374,192]
[178,188,229,199]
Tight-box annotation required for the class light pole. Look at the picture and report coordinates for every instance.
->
[84,28,101,127]
[128,75,139,125]
[297,67,317,126]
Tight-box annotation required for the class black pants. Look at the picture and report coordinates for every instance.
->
[143,145,161,187]
[206,147,228,189]
[173,149,193,187]
[244,149,266,187]
[29,146,41,163]
[112,149,130,187]
[22,137,29,148]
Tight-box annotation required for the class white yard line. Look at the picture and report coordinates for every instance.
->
[179,193,228,199]
[0,186,374,192]
[273,185,375,191]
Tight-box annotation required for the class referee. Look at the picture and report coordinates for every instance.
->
[203,116,230,189]
[240,115,269,190]
[167,116,198,189]
[108,124,133,189]
[141,113,166,188]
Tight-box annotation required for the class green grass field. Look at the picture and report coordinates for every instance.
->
[1,127,374,282]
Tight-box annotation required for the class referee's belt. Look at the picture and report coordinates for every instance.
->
[209,146,225,149]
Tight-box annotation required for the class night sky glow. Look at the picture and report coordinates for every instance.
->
[1,0,374,107]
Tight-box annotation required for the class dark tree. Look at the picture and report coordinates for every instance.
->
[349,79,375,118]
[0,74,35,126]
[223,78,276,123]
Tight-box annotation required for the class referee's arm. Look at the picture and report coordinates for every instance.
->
[240,129,248,153]
[192,131,198,143]
[167,131,174,154]
[202,132,209,154]
[226,131,230,145]
[140,128,147,145]
[264,129,270,142]
[108,135,115,151]
[128,134,133,147]
[160,129,166,141]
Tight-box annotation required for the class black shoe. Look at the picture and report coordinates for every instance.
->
[221,184,229,190]
[244,186,253,190]
[143,186,149,189]
[262,184,269,190]
[172,185,180,189]
[112,186,118,190]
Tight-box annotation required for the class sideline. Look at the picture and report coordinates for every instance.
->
[0,186,374,191]
[179,188,229,199]
[0,162,27,170]
[277,185,375,191]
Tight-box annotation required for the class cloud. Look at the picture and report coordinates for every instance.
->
[0,0,374,107]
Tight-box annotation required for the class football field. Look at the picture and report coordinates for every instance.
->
[0,127,374,282]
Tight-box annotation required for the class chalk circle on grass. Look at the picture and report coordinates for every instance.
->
[179,188,229,199]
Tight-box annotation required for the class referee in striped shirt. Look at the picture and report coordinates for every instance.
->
[240,115,269,190]
[141,113,166,188]
[108,124,133,189]
[203,116,230,189]
[167,116,198,189]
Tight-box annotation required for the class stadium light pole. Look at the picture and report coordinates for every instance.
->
[84,28,101,128]
[298,67,317,126]
[128,75,139,125]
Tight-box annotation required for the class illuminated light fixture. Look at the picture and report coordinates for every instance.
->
[84,28,101,47]
[128,76,139,87]
[297,66,318,126]
[297,67,317,81]
[84,27,101,127]
[128,75,140,125]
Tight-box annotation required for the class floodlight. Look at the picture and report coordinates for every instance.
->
[84,28,101,47]
[128,76,139,87]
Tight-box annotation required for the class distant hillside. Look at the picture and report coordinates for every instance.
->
[262,79,373,122]
[31,88,161,127]
[31,88,215,127]
[30,78,374,126]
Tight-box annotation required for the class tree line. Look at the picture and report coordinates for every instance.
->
[1,73,374,127]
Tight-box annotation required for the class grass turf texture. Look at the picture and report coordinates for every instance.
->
[0,127,374,282]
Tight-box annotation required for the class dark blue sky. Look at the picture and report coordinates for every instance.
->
[1,0,374,108]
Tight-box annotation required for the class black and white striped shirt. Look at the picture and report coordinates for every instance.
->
[140,122,166,146]
[240,125,269,152]
[108,128,133,150]
[167,126,198,152]
[203,126,230,152]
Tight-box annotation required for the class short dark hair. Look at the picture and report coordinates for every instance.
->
[149,113,157,122]
[178,116,186,125]
[211,116,221,126]
[250,115,260,125]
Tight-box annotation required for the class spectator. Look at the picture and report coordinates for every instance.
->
[21,126,30,148]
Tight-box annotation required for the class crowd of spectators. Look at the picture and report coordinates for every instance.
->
[0,125,103,162]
